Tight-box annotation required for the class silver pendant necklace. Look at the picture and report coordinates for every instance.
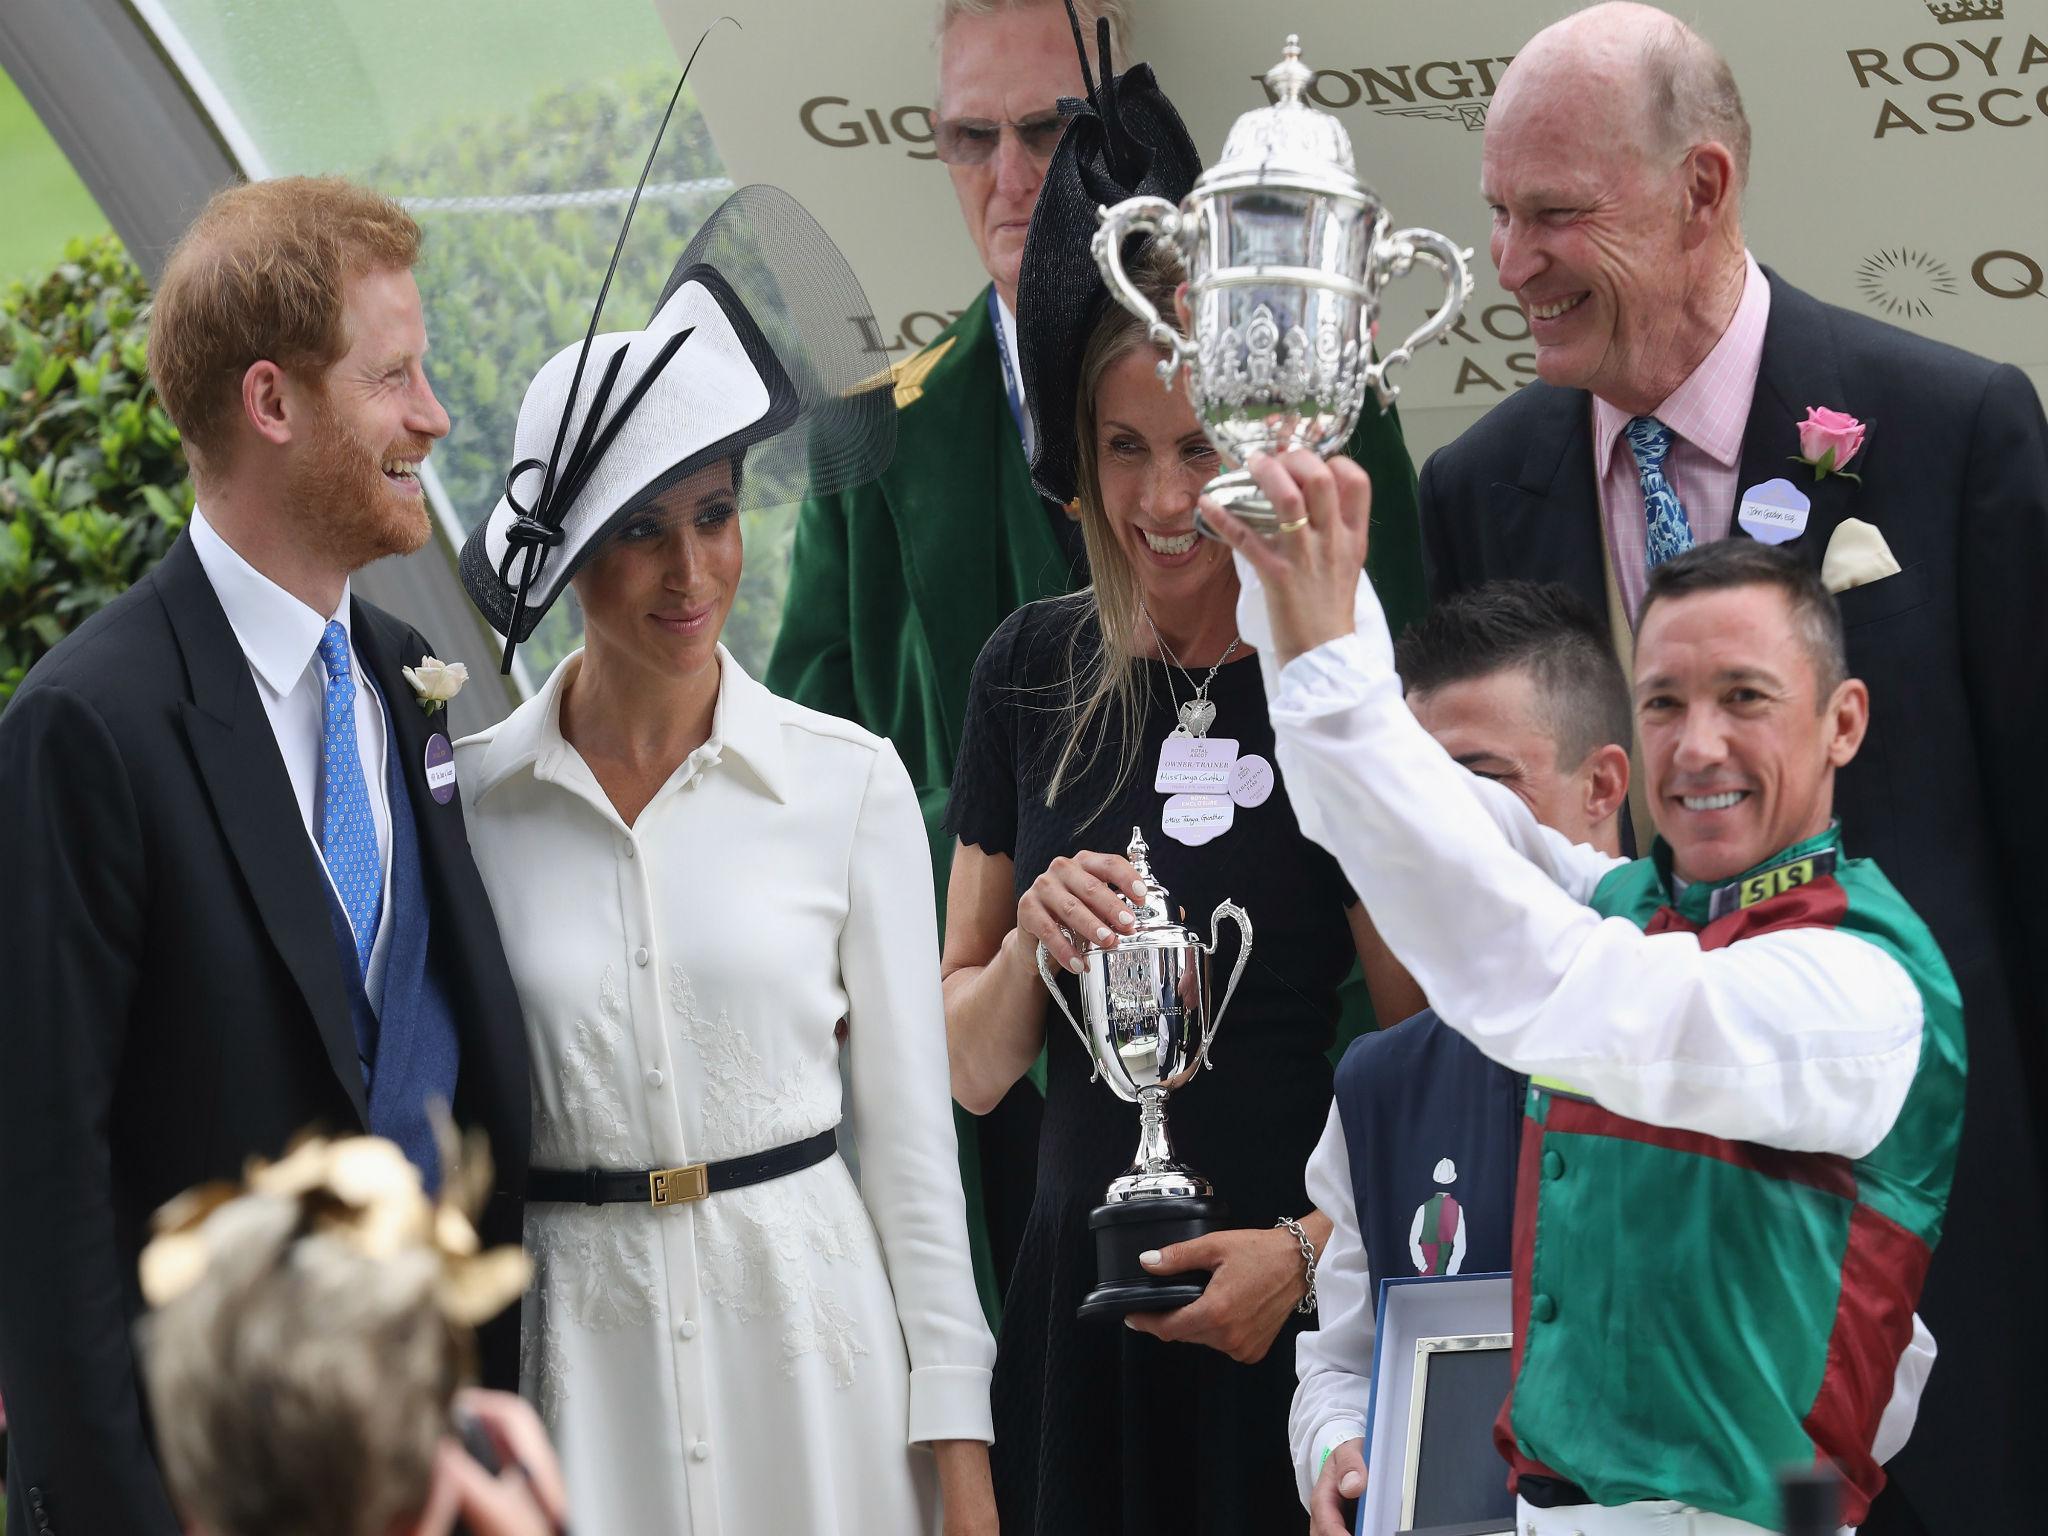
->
[1144,609,1239,738]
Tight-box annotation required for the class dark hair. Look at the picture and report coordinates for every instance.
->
[1637,540,1848,703]
[1396,580,1632,768]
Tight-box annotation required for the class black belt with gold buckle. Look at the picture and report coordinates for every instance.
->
[527,1127,838,1209]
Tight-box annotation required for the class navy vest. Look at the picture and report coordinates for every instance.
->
[1330,1010,1523,1284]
[319,691,461,1184]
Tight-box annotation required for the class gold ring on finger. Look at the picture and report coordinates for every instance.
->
[1275,514,1310,534]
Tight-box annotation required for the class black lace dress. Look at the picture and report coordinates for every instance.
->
[945,595,1358,1536]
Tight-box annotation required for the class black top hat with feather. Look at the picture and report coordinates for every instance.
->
[1017,4,1203,511]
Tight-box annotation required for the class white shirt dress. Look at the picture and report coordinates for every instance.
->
[456,646,993,1535]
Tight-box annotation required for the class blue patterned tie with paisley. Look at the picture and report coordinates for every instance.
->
[1624,415,1695,570]
[317,620,382,977]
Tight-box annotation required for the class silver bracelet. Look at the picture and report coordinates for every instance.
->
[1275,1216,1319,1315]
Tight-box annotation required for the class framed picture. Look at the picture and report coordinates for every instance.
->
[1355,1272,1515,1536]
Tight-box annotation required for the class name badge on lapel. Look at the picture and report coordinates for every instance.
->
[1736,477,1811,545]
[423,734,456,804]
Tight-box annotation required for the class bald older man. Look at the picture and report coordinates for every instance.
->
[1416,7,2048,1531]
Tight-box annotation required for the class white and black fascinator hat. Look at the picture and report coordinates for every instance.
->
[461,50,894,670]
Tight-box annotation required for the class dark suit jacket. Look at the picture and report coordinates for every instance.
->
[1418,269,2048,1532]
[0,533,529,1536]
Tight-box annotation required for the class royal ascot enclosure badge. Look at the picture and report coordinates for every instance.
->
[1227,754,1274,810]
[1161,793,1233,846]
[1737,477,1812,545]
[1156,735,1238,794]
[424,734,456,805]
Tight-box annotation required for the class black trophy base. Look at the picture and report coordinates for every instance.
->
[1076,1193,1229,1321]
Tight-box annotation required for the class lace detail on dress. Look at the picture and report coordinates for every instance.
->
[532,964,637,1165]
[671,962,872,1385]
[519,1255,573,1431]
[523,966,661,1430]
[670,963,835,1157]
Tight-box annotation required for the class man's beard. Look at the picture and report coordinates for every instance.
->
[283,393,434,573]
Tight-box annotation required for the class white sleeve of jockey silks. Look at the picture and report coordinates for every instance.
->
[1873,1312,1937,1465]
[1290,1103,1372,1509]
[1236,554,1925,1160]
[1235,556,1624,904]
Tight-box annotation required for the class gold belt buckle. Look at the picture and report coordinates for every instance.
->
[648,1163,709,1207]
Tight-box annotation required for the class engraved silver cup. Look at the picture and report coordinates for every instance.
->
[1036,827,1251,1203]
[1093,35,1474,536]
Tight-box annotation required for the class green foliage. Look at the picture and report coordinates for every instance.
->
[0,234,192,709]
[372,76,793,678]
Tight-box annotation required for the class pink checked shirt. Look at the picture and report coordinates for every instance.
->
[1593,251,1771,623]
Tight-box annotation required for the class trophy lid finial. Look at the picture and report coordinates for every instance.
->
[1126,825,1171,919]
[1214,33,1357,181]
[1265,35,1311,106]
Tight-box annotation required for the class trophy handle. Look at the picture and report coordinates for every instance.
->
[1035,940,1103,1085]
[1363,227,1475,409]
[1092,196,1195,389]
[1198,900,1253,1072]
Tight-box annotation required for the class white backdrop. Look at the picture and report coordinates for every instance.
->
[659,0,2048,464]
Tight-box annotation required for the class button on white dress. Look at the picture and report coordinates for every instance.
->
[456,647,994,1535]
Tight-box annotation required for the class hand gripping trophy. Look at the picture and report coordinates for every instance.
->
[1037,829,1251,1318]
[1094,35,1473,536]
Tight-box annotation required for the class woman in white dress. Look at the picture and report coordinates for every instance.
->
[453,188,997,1535]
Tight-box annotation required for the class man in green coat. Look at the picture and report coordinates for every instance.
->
[767,0,1427,1321]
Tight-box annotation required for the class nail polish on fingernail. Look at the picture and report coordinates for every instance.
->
[1068,957,1085,974]
[1096,926,1112,941]
[1139,1249,1162,1267]
[1118,911,1136,927]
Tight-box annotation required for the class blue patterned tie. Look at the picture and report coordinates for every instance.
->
[317,620,382,977]
[1624,415,1695,569]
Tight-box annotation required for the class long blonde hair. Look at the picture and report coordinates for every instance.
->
[1043,241,1186,815]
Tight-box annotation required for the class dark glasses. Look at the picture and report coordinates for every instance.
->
[931,111,1067,166]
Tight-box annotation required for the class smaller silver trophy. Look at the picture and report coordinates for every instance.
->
[1093,34,1473,536]
[1037,828,1251,1318]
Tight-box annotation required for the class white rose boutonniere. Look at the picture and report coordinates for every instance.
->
[403,656,468,715]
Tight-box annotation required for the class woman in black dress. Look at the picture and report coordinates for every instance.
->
[937,52,1394,1534]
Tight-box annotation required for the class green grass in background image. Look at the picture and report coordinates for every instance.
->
[0,66,109,283]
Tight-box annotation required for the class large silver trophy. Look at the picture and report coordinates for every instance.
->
[1038,829,1251,1318]
[1094,35,1473,536]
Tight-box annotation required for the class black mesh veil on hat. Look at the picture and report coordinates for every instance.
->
[459,36,894,670]
[1017,5,1203,510]
[644,184,896,516]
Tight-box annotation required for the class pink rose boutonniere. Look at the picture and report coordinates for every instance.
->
[1791,406,1867,483]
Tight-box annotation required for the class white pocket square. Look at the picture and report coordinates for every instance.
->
[1821,518,1902,594]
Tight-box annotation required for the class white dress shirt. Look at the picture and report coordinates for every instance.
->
[454,646,993,1536]
[189,509,392,1000]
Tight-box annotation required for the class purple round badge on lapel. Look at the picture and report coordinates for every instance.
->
[1737,477,1811,546]
[424,733,456,804]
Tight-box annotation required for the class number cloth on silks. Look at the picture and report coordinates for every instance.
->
[1500,826,1964,1531]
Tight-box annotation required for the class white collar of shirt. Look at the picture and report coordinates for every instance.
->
[1593,249,1770,482]
[188,507,354,694]
[464,643,790,811]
